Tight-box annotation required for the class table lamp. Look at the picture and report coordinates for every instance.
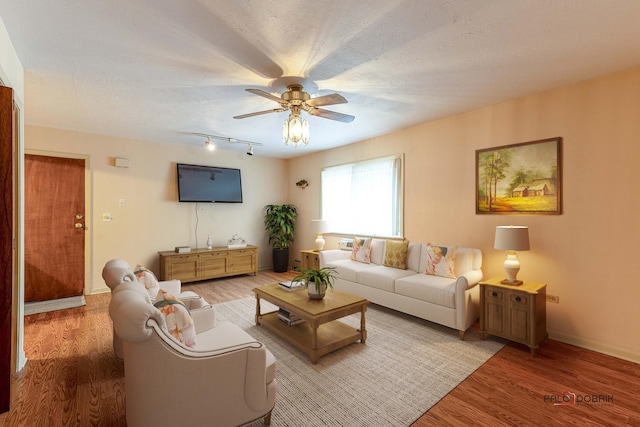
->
[312,220,329,251]
[494,225,530,285]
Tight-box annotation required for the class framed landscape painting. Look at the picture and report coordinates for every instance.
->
[476,137,562,214]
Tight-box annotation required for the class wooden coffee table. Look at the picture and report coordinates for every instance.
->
[253,283,368,364]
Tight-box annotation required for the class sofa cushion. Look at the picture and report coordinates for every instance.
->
[134,264,160,300]
[370,239,386,265]
[154,290,196,347]
[357,265,416,292]
[395,274,457,309]
[351,236,373,263]
[326,258,378,282]
[425,244,457,278]
[406,242,422,273]
[383,240,409,269]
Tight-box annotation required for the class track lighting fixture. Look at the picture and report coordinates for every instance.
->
[193,133,262,155]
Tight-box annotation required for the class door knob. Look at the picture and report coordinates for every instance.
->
[75,223,84,229]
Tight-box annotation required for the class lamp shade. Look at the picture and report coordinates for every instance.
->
[311,219,329,234]
[494,226,530,251]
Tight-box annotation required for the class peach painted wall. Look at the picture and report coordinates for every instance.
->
[289,67,640,363]
[24,127,290,293]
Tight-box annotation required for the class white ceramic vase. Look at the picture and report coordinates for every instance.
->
[307,281,327,300]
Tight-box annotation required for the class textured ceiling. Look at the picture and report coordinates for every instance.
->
[2,0,640,158]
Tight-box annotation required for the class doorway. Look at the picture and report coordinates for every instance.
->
[24,153,89,313]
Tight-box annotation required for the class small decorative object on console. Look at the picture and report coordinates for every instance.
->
[206,235,213,250]
[175,246,191,253]
[227,234,247,249]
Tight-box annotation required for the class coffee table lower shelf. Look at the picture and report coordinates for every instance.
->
[258,311,363,364]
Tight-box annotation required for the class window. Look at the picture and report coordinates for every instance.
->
[321,155,403,237]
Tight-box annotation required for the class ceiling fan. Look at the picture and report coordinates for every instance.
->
[233,84,355,123]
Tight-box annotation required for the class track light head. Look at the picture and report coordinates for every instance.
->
[247,144,254,156]
[205,137,215,151]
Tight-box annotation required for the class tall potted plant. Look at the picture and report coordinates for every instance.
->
[264,204,297,272]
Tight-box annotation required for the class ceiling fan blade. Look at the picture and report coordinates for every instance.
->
[306,93,347,107]
[308,108,355,123]
[233,108,285,119]
[246,88,287,104]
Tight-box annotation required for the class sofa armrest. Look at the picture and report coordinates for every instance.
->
[454,269,483,333]
[190,305,217,334]
[159,279,181,295]
[455,269,483,292]
[319,250,351,267]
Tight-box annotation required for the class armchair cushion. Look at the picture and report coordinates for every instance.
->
[153,290,196,347]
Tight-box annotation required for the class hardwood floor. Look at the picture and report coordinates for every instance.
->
[2,271,638,426]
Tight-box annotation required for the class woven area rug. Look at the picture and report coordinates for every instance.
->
[214,297,504,427]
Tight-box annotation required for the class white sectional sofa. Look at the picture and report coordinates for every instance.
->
[319,239,483,339]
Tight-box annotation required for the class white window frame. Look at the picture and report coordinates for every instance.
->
[321,154,404,238]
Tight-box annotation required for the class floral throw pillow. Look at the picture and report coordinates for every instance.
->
[351,236,373,264]
[153,290,196,347]
[134,264,160,301]
[425,244,457,279]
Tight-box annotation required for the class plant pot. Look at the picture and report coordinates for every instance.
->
[272,248,289,273]
[307,281,327,300]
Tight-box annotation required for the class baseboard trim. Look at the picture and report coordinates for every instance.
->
[90,285,111,295]
[550,330,640,364]
[24,296,86,315]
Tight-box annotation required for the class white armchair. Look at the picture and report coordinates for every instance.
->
[107,264,276,427]
[102,258,206,358]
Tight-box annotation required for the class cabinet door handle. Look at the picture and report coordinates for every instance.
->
[492,291,498,297]
[515,296,522,302]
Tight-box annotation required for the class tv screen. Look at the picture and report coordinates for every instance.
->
[177,163,243,203]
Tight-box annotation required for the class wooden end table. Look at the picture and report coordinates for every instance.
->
[253,283,368,364]
[479,277,548,357]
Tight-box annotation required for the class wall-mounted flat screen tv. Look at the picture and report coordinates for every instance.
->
[177,163,243,203]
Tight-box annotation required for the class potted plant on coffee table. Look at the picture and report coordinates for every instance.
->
[292,266,338,300]
[264,204,297,273]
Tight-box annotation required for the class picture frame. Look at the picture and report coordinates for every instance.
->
[476,137,562,214]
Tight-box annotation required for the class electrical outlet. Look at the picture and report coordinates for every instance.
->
[546,294,560,304]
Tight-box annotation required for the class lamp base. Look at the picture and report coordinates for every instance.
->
[500,278,523,286]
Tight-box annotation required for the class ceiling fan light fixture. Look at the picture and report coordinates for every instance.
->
[283,113,309,147]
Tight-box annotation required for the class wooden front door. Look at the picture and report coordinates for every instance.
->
[24,155,86,302]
